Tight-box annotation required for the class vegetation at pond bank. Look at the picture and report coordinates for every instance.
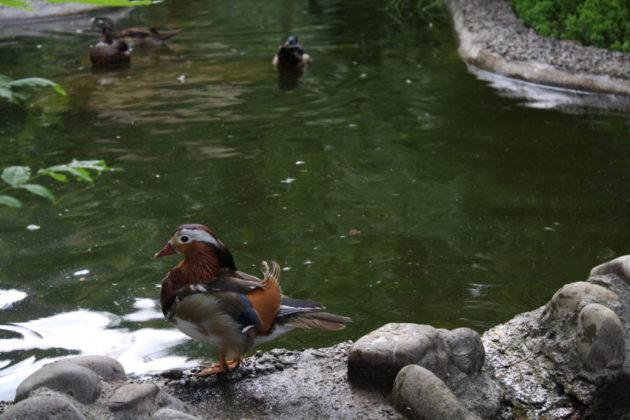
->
[0,0,151,11]
[509,0,630,52]
[0,75,65,104]
[0,160,118,208]
[448,0,630,97]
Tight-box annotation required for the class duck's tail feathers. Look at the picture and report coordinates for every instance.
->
[156,29,182,41]
[261,260,351,330]
[281,310,351,331]
[261,260,281,284]
[278,297,351,331]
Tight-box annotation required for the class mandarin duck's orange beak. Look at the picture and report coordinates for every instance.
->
[154,241,177,258]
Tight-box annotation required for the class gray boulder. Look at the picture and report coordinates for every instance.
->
[440,327,485,375]
[392,365,481,420]
[152,408,202,420]
[577,303,625,371]
[15,361,102,404]
[63,355,126,381]
[591,255,630,280]
[547,281,620,320]
[0,395,86,420]
[348,323,449,391]
[108,383,160,415]
[348,323,502,419]
[483,255,630,418]
[6,355,201,420]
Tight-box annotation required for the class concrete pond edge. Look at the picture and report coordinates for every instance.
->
[445,0,630,97]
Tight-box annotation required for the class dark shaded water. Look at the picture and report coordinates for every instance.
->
[0,0,629,400]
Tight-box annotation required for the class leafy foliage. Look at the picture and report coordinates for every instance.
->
[509,0,630,52]
[0,75,66,104]
[0,160,119,208]
[0,0,152,10]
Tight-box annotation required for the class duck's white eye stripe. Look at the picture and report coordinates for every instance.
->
[178,228,220,247]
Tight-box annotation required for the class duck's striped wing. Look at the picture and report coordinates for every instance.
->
[173,262,281,335]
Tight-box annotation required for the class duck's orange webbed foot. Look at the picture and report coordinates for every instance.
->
[194,358,242,376]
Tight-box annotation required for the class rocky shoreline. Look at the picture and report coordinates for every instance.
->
[2,255,630,419]
[445,0,630,97]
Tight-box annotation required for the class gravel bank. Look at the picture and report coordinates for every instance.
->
[446,0,630,96]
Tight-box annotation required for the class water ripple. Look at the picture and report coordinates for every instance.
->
[0,304,196,401]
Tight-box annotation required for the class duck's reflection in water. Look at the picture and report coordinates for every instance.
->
[277,66,304,91]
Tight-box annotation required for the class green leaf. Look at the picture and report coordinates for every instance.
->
[40,160,118,184]
[19,184,56,203]
[47,172,68,182]
[2,166,31,187]
[70,159,112,172]
[51,84,66,96]
[74,167,93,183]
[0,87,14,102]
[45,0,152,5]
[40,166,91,183]
[1,158,118,208]
[0,195,22,208]
[1,77,66,97]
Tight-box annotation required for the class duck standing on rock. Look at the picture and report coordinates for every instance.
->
[272,35,311,68]
[89,16,130,68]
[154,224,351,375]
[92,17,182,48]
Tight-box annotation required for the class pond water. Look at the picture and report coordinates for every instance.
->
[1,0,629,401]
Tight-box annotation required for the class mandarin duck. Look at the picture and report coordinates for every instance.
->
[92,17,181,48]
[90,17,130,68]
[272,35,312,68]
[154,224,351,375]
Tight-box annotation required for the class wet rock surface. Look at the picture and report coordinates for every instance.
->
[482,256,630,419]
[348,323,503,419]
[15,361,103,404]
[347,323,450,391]
[576,303,625,371]
[2,395,87,420]
[155,343,400,420]
[446,0,630,96]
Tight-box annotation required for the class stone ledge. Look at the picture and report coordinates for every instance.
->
[445,0,630,96]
